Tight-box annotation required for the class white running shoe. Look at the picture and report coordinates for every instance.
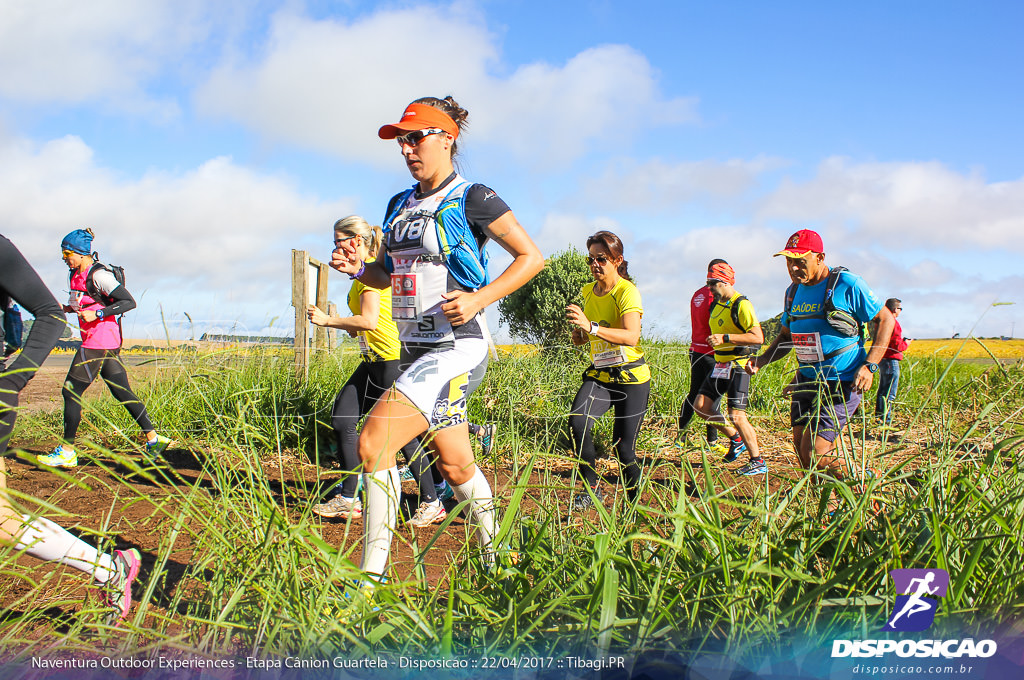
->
[313,495,362,519]
[408,500,447,528]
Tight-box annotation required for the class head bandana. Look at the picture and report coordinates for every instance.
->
[61,229,93,256]
[708,262,736,286]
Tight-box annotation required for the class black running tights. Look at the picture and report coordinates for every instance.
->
[569,377,650,498]
[0,235,64,455]
[62,350,154,442]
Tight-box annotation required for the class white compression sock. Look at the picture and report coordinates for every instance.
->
[452,466,496,562]
[360,468,400,579]
[13,515,115,584]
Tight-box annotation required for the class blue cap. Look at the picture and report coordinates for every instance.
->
[61,229,93,255]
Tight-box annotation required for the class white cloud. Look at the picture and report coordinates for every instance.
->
[758,157,1024,252]
[0,0,216,118]
[194,5,694,168]
[0,132,354,333]
[579,155,786,212]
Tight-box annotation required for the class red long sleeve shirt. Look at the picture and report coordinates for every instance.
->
[690,285,714,355]
[883,319,909,360]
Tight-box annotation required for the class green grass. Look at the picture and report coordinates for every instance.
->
[3,341,1023,662]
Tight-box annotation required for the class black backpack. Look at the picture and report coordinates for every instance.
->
[783,266,862,338]
[71,257,126,308]
[711,294,761,356]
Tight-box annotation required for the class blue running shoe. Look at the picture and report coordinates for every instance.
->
[436,481,455,502]
[723,438,747,463]
[735,458,767,476]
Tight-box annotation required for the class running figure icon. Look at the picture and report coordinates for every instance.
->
[883,568,949,632]
[887,572,938,628]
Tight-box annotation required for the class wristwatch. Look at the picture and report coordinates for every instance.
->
[95,309,105,319]
[865,362,879,373]
[589,321,600,336]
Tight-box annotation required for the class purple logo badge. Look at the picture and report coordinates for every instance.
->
[883,568,949,632]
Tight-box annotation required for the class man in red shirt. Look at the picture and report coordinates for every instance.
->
[876,298,910,426]
[677,259,727,453]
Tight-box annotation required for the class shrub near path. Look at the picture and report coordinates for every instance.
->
[1,341,1022,663]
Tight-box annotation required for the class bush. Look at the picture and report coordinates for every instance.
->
[498,247,592,353]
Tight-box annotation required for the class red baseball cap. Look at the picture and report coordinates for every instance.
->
[774,229,824,258]
[378,103,460,140]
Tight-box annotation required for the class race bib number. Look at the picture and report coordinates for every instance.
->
[711,362,732,379]
[593,341,627,368]
[67,290,83,311]
[792,332,825,363]
[391,273,420,320]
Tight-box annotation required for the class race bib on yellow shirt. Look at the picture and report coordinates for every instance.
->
[592,339,628,368]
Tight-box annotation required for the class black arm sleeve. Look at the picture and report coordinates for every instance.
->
[0,234,64,391]
[99,285,136,317]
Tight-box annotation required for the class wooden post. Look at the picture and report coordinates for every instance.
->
[326,302,338,350]
[292,249,310,381]
[314,260,329,355]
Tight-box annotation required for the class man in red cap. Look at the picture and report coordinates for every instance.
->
[746,230,894,479]
[694,261,767,475]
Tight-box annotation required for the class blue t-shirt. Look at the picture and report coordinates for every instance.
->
[782,270,882,381]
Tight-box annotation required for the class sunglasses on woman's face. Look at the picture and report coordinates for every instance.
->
[334,234,359,249]
[395,128,445,147]
[587,255,609,265]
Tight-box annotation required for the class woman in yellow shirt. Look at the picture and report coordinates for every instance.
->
[566,230,650,510]
[307,216,444,527]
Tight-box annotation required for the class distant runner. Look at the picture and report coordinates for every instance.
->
[875,298,910,427]
[747,230,894,478]
[677,260,726,454]
[39,229,172,468]
[566,231,650,509]
[693,262,766,476]
[0,233,140,623]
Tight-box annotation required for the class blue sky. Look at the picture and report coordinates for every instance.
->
[2,0,1021,342]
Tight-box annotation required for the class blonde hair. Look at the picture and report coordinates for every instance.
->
[333,216,383,257]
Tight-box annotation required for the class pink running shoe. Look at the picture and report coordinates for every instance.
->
[103,548,141,622]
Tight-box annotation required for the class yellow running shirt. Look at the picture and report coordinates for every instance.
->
[581,277,650,385]
[347,273,400,362]
[708,291,759,367]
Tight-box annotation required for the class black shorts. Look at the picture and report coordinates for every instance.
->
[697,364,750,410]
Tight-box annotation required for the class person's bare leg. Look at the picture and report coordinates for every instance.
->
[357,389,428,579]
[695,395,738,439]
[730,409,759,459]
[433,424,495,563]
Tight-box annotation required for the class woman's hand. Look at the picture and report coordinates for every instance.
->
[566,303,590,331]
[78,309,97,323]
[330,248,362,276]
[307,304,329,327]
[441,290,483,326]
